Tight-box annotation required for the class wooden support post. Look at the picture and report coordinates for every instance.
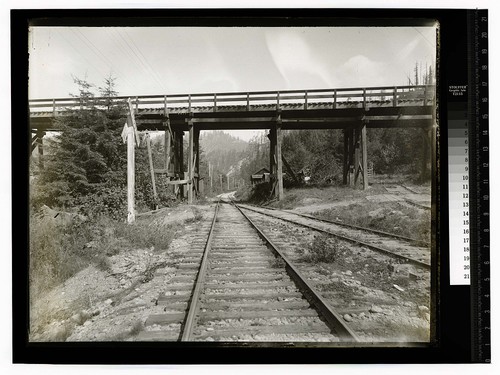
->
[354,128,361,186]
[361,123,368,190]
[420,128,431,181]
[209,163,213,191]
[146,133,158,209]
[187,121,194,204]
[269,128,276,175]
[343,128,349,185]
[276,116,284,201]
[127,125,135,224]
[348,128,355,187]
[227,175,230,190]
[164,122,172,194]
[178,131,185,198]
[194,128,200,194]
[36,130,45,170]
[220,174,223,192]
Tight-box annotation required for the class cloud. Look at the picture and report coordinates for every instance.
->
[335,55,387,87]
[265,31,333,89]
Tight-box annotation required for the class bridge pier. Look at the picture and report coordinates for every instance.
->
[164,118,172,186]
[172,129,185,198]
[343,124,368,189]
[268,116,284,200]
[268,127,276,180]
[194,127,200,196]
[276,116,284,200]
[187,121,194,204]
[35,130,45,170]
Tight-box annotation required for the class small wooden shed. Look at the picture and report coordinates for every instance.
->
[251,167,270,185]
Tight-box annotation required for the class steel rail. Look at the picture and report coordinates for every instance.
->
[238,204,431,271]
[180,200,220,341]
[243,204,429,247]
[233,202,359,342]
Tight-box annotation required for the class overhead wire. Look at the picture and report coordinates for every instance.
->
[122,28,167,91]
[54,29,108,84]
[113,28,166,92]
[107,28,165,93]
[71,28,136,91]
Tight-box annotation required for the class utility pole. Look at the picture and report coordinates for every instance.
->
[209,162,213,191]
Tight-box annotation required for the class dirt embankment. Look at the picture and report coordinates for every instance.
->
[29,204,214,342]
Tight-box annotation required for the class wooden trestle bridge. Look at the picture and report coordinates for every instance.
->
[30,85,436,218]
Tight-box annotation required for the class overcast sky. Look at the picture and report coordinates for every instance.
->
[28,26,436,140]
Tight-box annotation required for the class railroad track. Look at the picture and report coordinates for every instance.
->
[236,204,431,271]
[139,201,358,342]
[256,205,429,247]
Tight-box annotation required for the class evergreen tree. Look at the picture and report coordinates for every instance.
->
[31,75,129,218]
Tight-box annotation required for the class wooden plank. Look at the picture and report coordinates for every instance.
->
[167,179,189,185]
[199,309,317,323]
[189,117,275,123]
[205,275,285,283]
[136,330,180,341]
[157,294,191,303]
[145,313,186,326]
[203,300,310,311]
[204,291,303,300]
[204,281,293,290]
[193,323,330,339]
[154,169,175,176]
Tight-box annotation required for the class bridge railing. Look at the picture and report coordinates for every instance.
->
[29,85,435,114]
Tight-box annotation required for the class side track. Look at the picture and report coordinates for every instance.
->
[237,204,431,271]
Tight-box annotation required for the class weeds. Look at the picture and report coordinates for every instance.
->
[271,257,286,269]
[313,202,431,243]
[184,207,204,224]
[30,212,177,302]
[301,234,346,263]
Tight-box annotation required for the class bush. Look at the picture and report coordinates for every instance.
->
[249,182,273,203]
[302,234,345,263]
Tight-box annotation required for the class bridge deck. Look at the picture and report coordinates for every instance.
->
[29,85,435,131]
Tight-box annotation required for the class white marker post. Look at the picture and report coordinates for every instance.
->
[125,98,140,224]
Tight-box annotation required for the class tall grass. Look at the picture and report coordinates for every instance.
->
[313,202,431,243]
[29,213,178,302]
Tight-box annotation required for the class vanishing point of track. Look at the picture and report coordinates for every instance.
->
[139,201,358,342]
